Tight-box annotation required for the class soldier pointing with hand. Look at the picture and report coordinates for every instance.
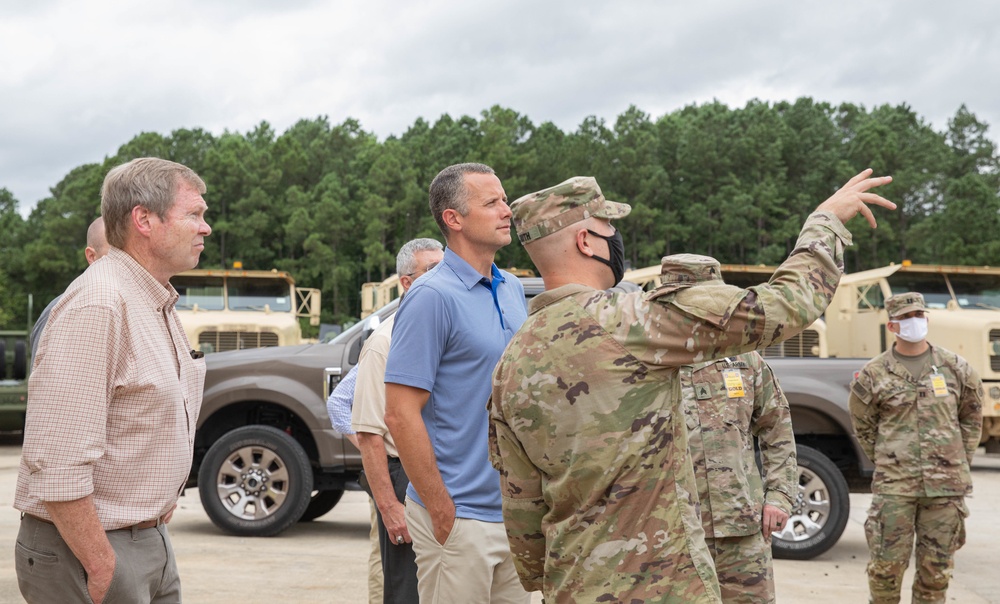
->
[488,170,894,603]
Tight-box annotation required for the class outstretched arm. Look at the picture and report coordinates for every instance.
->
[635,170,895,368]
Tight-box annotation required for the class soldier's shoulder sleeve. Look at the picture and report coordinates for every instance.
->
[648,282,748,328]
[934,346,964,373]
[943,349,985,409]
[851,379,872,406]
[934,347,981,391]
[953,351,982,389]
[850,364,875,406]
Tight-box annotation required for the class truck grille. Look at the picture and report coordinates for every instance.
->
[991,330,1000,371]
[198,331,280,353]
[763,329,821,358]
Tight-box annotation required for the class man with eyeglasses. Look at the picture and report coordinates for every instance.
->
[850,292,983,603]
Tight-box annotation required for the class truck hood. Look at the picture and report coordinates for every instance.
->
[205,343,335,370]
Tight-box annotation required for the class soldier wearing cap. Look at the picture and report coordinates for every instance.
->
[488,171,894,603]
[849,292,983,604]
[667,254,795,604]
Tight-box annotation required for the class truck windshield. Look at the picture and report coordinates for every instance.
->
[228,278,292,312]
[888,273,1000,309]
[173,277,225,310]
[946,274,1000,309]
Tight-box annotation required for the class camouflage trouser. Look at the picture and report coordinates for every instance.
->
[864,494,968,604]
[705,533,774,603]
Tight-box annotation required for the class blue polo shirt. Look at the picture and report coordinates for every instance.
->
[385,247,527,522]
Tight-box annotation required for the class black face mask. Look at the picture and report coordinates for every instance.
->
[587,229,625,286]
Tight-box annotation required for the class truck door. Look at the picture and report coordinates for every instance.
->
[850,280,890,356]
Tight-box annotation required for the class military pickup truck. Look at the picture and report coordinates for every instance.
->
[173,268,321,354]
[190,278,869,560]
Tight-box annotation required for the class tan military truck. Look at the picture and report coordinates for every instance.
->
[360,273,405,319]
[625,261,1000,448]
[172,268,321,354]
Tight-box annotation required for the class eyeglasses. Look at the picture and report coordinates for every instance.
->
[404,262,440,278]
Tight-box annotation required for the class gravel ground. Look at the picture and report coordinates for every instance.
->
[1,444,998,603]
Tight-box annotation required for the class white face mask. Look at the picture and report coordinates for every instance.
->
[894,316,928,343]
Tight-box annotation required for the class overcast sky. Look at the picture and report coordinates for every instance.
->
[2,0,997,217]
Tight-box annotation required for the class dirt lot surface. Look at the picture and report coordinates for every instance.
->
[1,443,998,603]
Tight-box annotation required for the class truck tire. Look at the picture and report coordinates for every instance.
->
[13,340,27,380]
[771,444,850,560]
[298,489,345,522]
[198,425,313,537]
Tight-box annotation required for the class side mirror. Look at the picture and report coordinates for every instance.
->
[361,315,381,346]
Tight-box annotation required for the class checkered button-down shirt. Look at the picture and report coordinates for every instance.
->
[327,364,358,436]
[15,247,206,530]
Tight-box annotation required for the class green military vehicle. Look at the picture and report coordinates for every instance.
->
[0,330,30,433]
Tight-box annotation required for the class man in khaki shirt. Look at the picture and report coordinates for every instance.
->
[15,157,212,603]
[353,237,444,604]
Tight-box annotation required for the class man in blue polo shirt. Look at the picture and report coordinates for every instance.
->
[384,163,530,603]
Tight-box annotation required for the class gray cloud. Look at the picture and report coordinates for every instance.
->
[2,0,997,215]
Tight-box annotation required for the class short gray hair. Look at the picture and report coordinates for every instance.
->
[397,238,444,275]
[428,163,494,239]
[101,157,206,248]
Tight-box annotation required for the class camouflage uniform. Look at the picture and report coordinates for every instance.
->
[488,176,852,603]
[849,293,983,604]
[672,255,796,604]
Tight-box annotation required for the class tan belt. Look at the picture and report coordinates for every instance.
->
[24,512,166,531]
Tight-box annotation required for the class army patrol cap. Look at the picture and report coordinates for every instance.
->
[511,176,631,244]
[885,292,928,318]
[661,254,723,285]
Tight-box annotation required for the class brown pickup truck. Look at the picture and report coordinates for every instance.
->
[188,296,404,537]
[189,279,871,560]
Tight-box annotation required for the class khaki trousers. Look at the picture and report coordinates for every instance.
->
[405,497,530,604]
[368,499,384,604]
[16,514,180,603]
